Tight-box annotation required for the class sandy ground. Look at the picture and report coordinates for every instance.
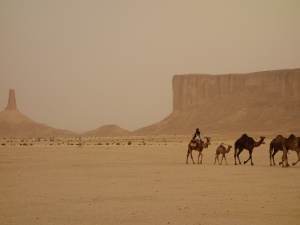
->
[0,136,300,225]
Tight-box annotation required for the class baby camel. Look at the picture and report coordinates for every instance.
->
[214,144,232,165]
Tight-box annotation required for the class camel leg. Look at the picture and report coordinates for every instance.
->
[198,151,201,164]
[280,147,290,167]
[250,150,254,165]
[220,154,224,165]
[186,151,190,164]
[286,155,290,167]
[292,151,300,166]
[281,153,286,167]
[199,152,203,164]
[224,154,228,165]
[280,154,289,167]
[271,149,278,166]
[190,151,195,164]
[269,147,273,166]
[234,148,238,165]
[243,150,251,165]
[214,154,219,165]
[244,149,254,165]
[236,149,243,165]
[281,145,291,167]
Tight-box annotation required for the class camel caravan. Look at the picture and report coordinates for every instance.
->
[186,133,300,167]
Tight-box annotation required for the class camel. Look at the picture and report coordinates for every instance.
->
[280,134,300,167]
[214,144,232,165]
[234,134,266,165]
[186,137,211,164]
[269,135,287,166]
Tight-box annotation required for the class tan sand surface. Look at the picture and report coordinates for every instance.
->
[1,137,299,225]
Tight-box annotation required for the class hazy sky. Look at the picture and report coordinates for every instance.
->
[1,0,300,132]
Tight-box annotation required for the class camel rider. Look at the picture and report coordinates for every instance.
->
[193,128,202,148]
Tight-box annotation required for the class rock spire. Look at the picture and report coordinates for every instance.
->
[5,89,17,110]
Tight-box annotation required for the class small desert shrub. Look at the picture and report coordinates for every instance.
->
[128,141,132,145]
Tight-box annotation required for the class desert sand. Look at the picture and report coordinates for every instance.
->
[1,136,299,225]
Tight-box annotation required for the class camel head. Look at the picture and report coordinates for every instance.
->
[202,136,211,148]
[260,136,266,144]
[205,136,211,145]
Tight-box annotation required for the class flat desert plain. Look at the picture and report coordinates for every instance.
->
[1,136,299,225]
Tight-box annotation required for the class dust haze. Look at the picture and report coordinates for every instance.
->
[1,0,300,132]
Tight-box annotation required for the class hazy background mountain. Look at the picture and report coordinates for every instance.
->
[82,124,131,137]
[1,69,299,138]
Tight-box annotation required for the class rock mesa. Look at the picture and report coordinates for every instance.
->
[134,68,300,137]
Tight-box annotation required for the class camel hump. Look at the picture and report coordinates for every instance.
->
[216,144,226,154]
[241,134,249,139]
[288,134,296,139]
[247,137,255,145]
[235,134,247,144]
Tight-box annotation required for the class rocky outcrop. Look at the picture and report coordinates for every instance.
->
[5,89,17,110]
[0,90,76,137]
[134,68,300,137]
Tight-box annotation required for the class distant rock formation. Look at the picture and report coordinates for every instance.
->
[0,89,76,137]
[82,124,131,137]
[5,89,17,110]
[134,68,300,137]
[172,69,299,113]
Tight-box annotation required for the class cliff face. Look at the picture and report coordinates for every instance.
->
[134,68,300,137]
[172,69,300,113]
